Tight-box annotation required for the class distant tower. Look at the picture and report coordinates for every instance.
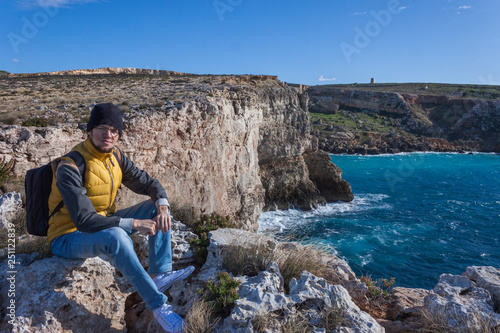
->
[370,78,376,84]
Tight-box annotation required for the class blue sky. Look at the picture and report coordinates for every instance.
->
[1,0,499,85]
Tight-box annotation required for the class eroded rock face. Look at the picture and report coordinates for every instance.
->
[307,86,500,153]
[0,256,131,332]
[0,77,353,231]
[303,150,353,202]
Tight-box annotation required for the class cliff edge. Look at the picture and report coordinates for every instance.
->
[0,73,353,230]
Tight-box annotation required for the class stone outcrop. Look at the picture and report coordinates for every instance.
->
[196,228,381,332]
[463,266,500,310]
[0,256,131,332]
[384,267,500,332]
[220,266,384,333]
[303,150,353,202]
[423,273,500,330]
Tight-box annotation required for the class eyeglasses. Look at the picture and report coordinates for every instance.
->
[94,125,120,137]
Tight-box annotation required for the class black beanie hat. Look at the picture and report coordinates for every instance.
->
[87,103,124,134]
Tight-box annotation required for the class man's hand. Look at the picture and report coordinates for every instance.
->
[155,205,171,234]
[132,219,157,236]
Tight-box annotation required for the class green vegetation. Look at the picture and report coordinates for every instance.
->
[0,158,14,184]
[189,214,234,264]
[324,82,500,100]
[197,271,240,316]
[310,111,396,133]
[22,117,49,127]
[360,274,395,301]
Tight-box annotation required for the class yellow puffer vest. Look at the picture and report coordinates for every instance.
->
[47,138,122,243]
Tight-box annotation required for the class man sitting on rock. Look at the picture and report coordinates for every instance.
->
[48,103,192,333]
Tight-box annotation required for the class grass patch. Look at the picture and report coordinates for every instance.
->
[320,306,347,331]
[222,235,335,292]
[421,307,500,333]
[281,313,313,333]
[183,298,219,333]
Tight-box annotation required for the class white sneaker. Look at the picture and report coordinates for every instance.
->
[153,303,183,333]
[153,266,195,293]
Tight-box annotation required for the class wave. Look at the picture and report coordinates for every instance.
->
[257,193,391,234]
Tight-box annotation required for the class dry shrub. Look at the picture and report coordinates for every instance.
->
[321,306,347,331]
[222,235,335,292]
[222,234,276,277]
[251,311,274,332]
[421,307,500,333]
[183,298,219,333]
[0,206,51,259]
[281,313,313,333]
[16,236,51,258]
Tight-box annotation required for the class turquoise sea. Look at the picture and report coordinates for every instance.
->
[258,153,500,289]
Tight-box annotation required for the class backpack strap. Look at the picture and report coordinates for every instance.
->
[112,149,122,168]
[49,151,86,219]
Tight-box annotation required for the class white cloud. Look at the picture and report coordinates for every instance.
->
[399,6,407,10]
[319,75,336,82]
[12,59,19,62]
[17,0,100,9]
[353,12,367,15]
[458,5,472,9]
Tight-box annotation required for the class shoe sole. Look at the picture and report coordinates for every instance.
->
[157,266,195,293]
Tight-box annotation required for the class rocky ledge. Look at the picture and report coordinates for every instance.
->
[1,221,499,332]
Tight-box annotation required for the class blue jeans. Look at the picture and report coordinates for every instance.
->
[51,200,170,310]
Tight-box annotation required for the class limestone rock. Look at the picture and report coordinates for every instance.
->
[289,272,384,333]
[387,287,429,320]
[303,150,354,202]
[259,155,325,210]
[198,229,368,309]
[423,273,500,330]
[0,256,131,332]
[218,266,384,333]
[463,266,500,310]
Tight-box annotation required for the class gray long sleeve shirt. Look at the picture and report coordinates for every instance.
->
[55,153,169,233]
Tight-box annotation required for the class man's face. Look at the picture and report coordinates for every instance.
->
[88,125,119,153]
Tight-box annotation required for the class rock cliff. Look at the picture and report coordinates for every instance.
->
[307,86,500,154]
[7,67,187,77]
[0,74,353,230]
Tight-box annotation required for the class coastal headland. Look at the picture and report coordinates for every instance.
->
[0,68,498,332]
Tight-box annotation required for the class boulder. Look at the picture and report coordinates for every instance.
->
[387,287,429,320]
[0,256,131,332]
[423,273,500,330]
[463,266,500,310]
